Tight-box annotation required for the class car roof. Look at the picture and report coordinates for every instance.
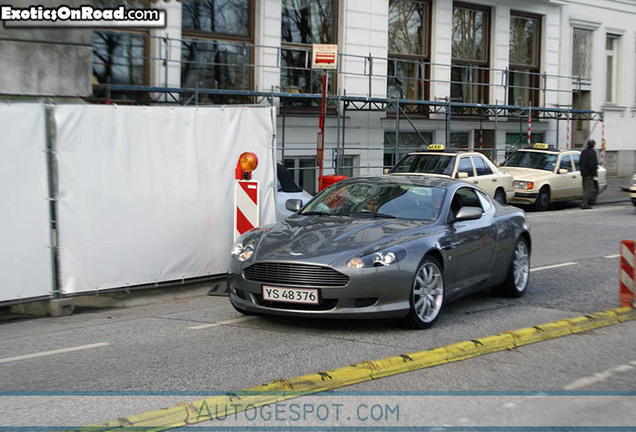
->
[336,175,468,190]
[406,150,480,156]
[513,147,562,154]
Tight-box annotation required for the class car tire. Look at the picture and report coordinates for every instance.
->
[534,187,550,211]
[494,189,506,205]
[492,237,530,298]
[589,182,599,206]
[404,256,445,329]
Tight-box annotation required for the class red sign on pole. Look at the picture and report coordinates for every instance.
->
[312,44,338,70]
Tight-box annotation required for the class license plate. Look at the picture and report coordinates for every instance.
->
[262,286,319,304]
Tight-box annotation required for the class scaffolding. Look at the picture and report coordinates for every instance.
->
[90,31,603,177]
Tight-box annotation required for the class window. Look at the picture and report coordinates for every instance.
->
[508,12,541,107]
[471,156,492,175]
[450,131,470,149]
[388,0,431,108]
[606,34,620,103]
[383,131,433,168]
[457,157,475,177]
[284,158,317,195]
[451,2,490,106]
[93,30,148,102]
[559,155,573,172]
[181,0,253,104]
[91,0,150,103]
[572,28,592,80]
[572,153,580,171]
[281,0,337,108]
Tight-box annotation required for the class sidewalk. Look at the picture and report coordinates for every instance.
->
[598,175,631,205]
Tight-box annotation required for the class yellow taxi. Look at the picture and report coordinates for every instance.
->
[501,143,607,211]
[388,144,514,204]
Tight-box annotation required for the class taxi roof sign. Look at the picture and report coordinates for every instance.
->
[533,143,550,150]
[427,144,445,151]
[312,44,338,70]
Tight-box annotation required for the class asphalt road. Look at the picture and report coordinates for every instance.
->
[1,201,635,429]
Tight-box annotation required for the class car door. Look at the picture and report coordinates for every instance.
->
[551,154,573,200]
[559,154,578,199]
[471,155,497,197]
[571,152,584,198]
[440,187,496,297]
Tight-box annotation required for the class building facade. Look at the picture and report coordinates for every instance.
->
[2,0,636,191]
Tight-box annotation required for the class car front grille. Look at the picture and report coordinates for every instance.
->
[243,262,349,287]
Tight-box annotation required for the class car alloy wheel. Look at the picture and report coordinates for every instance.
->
[405,257,444,329]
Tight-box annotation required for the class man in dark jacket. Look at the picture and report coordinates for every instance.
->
[580,139,598,209]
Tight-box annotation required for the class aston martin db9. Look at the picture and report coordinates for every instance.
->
[228,176,531,329]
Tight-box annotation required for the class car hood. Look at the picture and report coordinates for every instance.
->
[500,166,552,182]
[253,216,435,266]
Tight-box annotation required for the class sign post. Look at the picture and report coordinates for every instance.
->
[312,44,338,191]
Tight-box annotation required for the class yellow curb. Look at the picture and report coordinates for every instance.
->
[65,306,636,432]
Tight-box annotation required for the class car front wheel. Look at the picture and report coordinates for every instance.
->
[405,257,445,329]
[534,187,550,211]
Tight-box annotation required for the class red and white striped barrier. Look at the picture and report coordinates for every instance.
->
[234,180,259,241]
[620,240,635,307]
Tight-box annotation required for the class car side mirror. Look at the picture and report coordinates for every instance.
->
[558,168,568,175]
[285,199,303,212]
[454,206,483,221]
[383,168,390,174]
[456,172,469,179]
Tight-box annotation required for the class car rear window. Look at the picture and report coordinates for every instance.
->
[391,154,456,176]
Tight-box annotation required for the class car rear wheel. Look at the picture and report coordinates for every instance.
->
[494,189,506,205]
[493,237,530,298]
[534,187,550,211]
[405,257,444,329]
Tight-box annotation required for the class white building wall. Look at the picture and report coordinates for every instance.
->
[560,0,636,175]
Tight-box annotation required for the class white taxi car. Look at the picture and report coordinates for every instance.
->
[388,145,514,204]
[501,143,607,211]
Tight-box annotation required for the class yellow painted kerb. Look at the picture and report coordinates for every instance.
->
[65,306,636,432]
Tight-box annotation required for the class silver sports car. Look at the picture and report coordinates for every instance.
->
[228,176,531,329]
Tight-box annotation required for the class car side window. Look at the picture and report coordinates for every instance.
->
[471,156,493,176]
[476,189,493,212]
[559,155,573,172]
[572,153,581,171]
[457,157,475,177]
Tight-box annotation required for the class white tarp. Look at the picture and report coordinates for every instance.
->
[0,103,53,302]
[55,105,276,294]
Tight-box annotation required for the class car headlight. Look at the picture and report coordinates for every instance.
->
[347,246,407,269]
[513,180,535,190]
[231,238,257,262]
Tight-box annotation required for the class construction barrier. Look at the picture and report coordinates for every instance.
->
[620,240,635,307]
[234,180,259,241]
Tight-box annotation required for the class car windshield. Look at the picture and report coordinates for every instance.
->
[301,182,445,222]
[505,151,558,171]
[390,154,456,176]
